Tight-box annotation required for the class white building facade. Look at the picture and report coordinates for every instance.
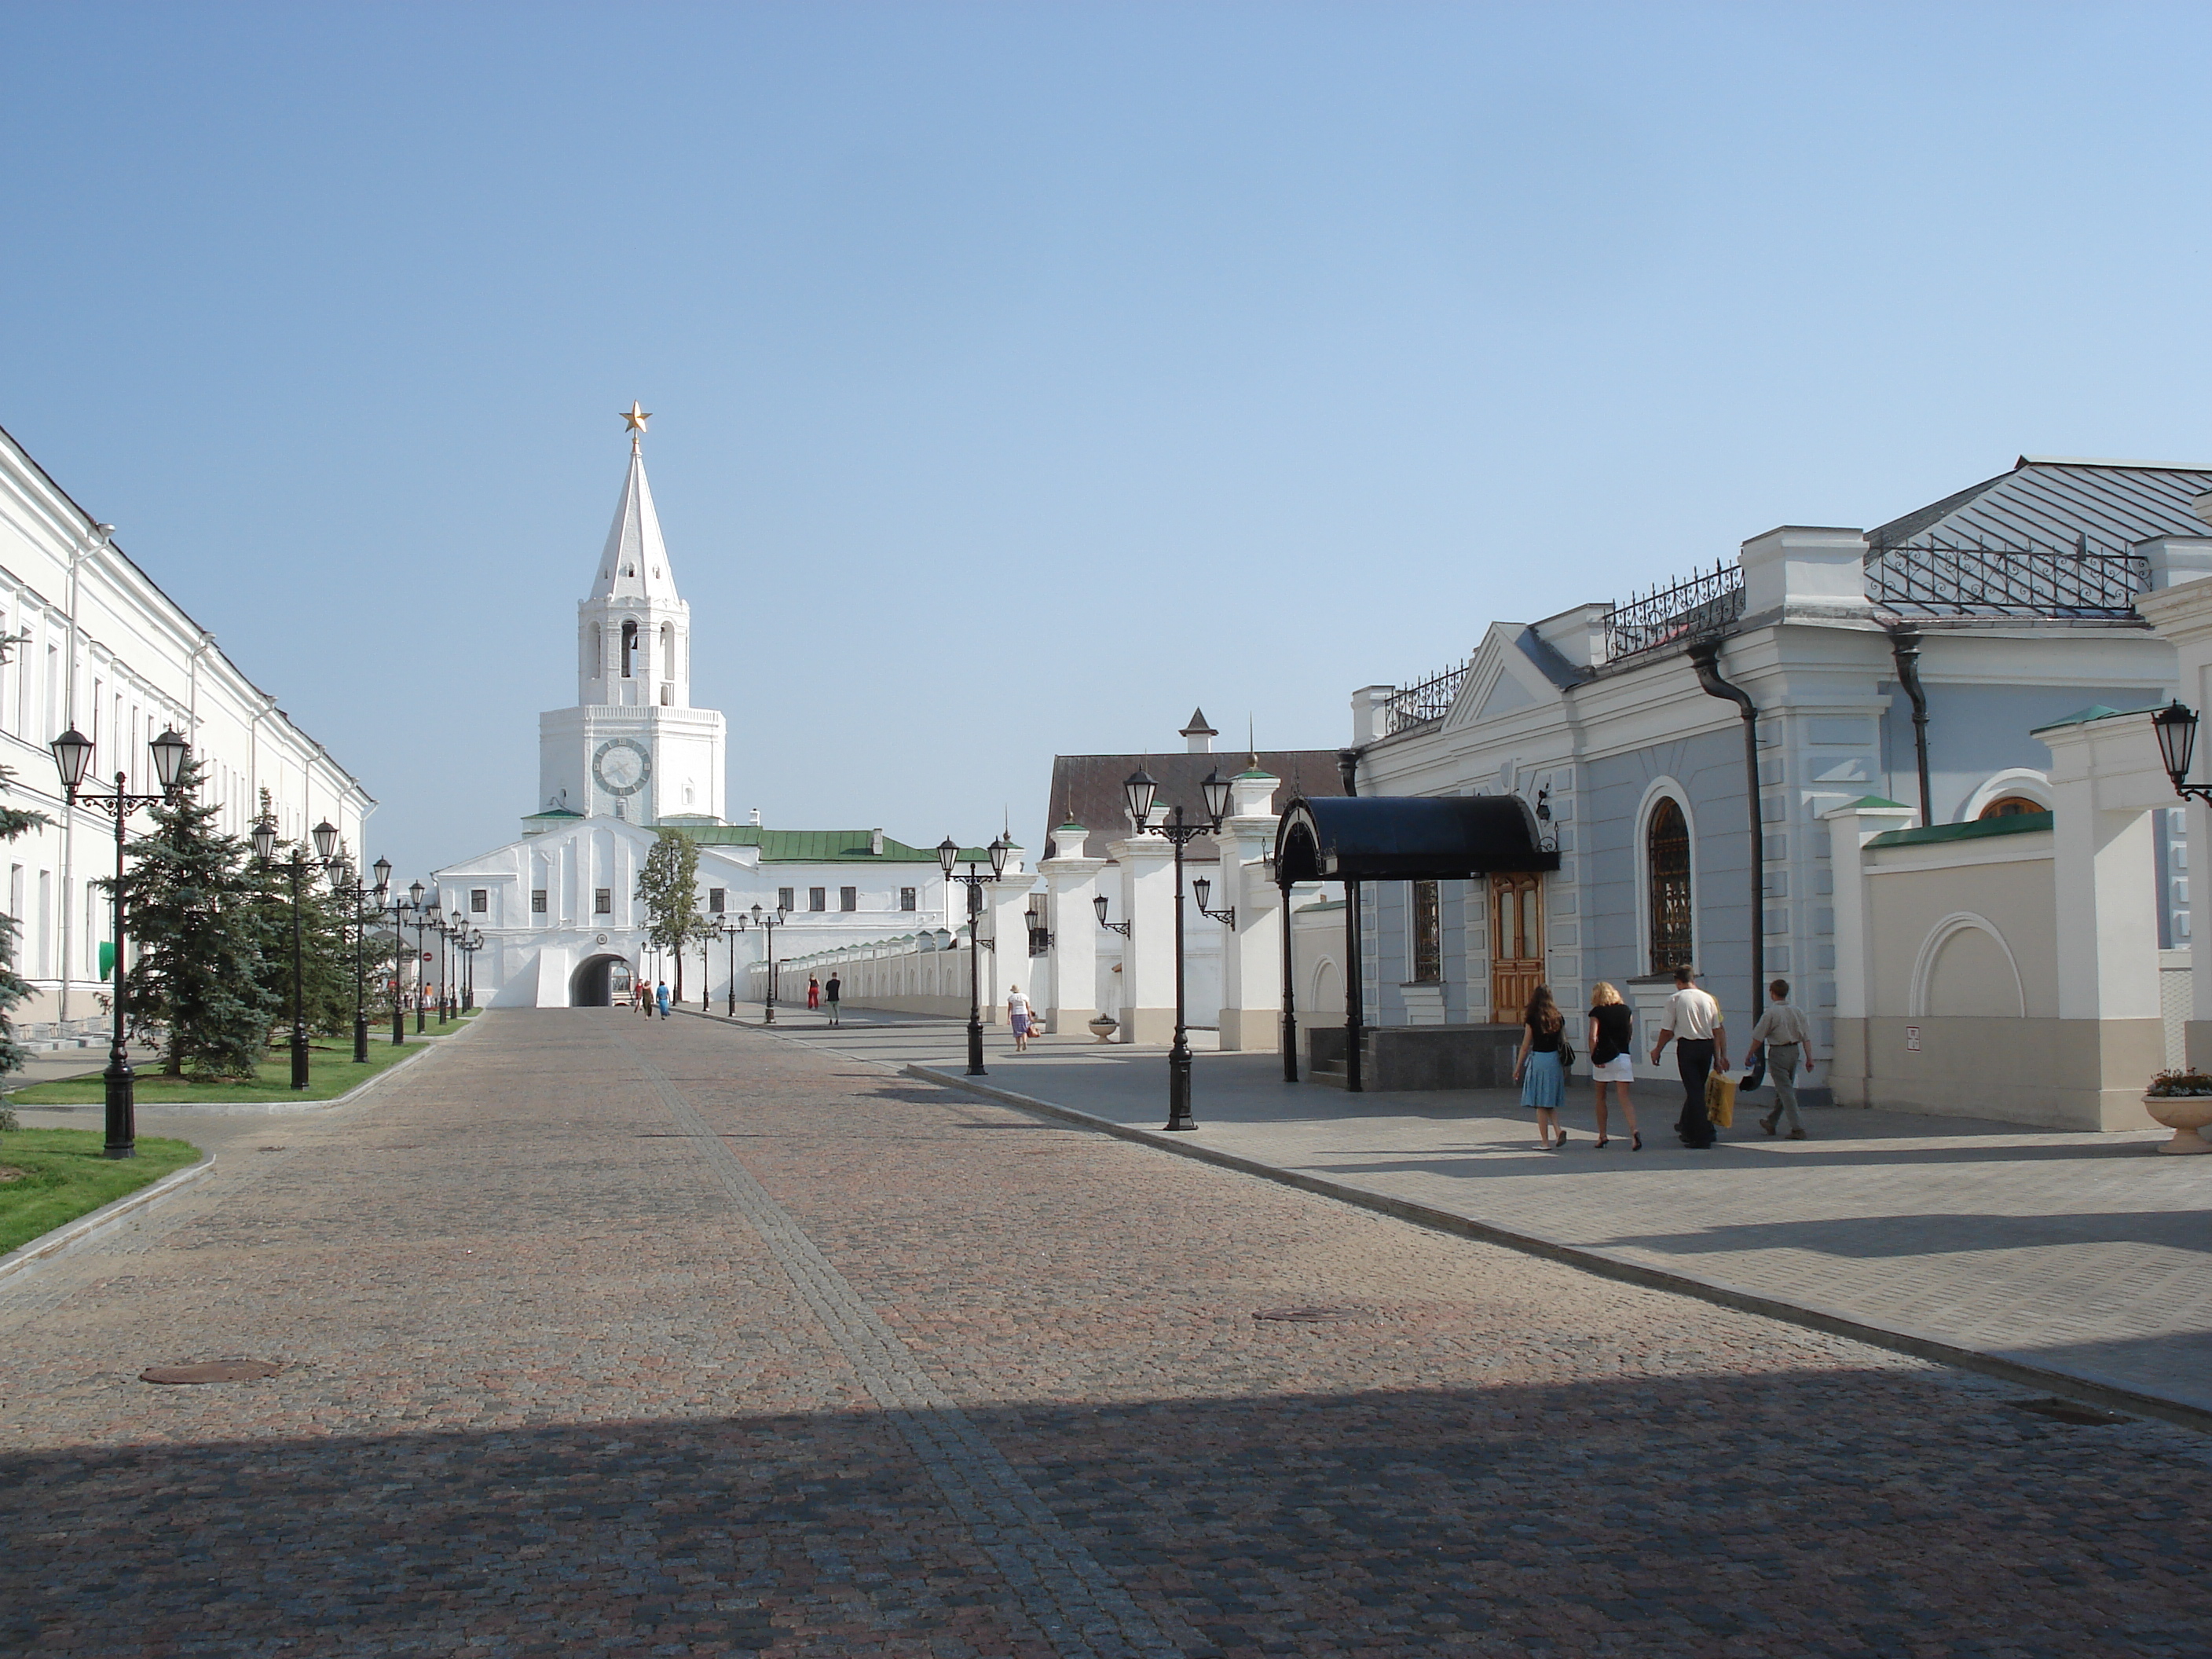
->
[435,424,992,1007]
[0,422,374,1035]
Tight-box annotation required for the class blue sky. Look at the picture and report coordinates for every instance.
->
[4,2,2210,885]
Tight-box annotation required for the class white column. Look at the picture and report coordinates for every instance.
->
[2038,712,2170,1021]
[1821,796,1916,1108]
[2139,578,2212,1066]
[1109,832,1177,1045]
[1214,767,1284,1051]
[985,867,1035,1026]
[1040,820,1107,1035]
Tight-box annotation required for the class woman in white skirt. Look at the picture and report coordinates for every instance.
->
[1587,981,1640,1151]
[1513,985,1569,1149]
[1005,983,1035,1052]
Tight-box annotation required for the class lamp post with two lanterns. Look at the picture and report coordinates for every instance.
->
[252,811,343,1091]
[400,883,440,1033]
[324,851,394,1063]
[1090,767,1231,1133]
[47,722,192,1159]
[936,833,1010,1077]
[742,901,789,1023]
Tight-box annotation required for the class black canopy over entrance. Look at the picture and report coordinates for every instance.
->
[1273,796,1560,1090]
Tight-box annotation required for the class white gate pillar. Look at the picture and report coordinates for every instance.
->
[1039,821,1107,1035]
[1214,766,1284,1051]
[1110,831,1177,1046]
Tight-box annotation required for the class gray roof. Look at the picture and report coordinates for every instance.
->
[1043,749,1344,859]
[1870,456,2212,554]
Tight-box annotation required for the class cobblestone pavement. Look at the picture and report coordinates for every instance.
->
[764,1016,2212,1419]
[5,1009,2212,1656]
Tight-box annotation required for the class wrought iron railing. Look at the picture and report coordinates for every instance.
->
[1382,658,1470,733]
[1866,536,2147,619]
[1603,559,1744,661]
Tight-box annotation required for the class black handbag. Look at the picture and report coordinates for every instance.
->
[1739,1053,1767,1093]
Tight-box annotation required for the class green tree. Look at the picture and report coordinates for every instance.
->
[0,730,48,1086]
[635,828,705,1002]
[108,756,277,1079]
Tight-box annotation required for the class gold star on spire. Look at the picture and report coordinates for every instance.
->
[620,401,651,435]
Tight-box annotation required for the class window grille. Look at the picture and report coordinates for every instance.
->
[900,887,917,912]
[1646,798,1693,972]
[594,888,612,915]
[471,889,488,913]
[531,889,547,914]
[709,888,725,913]
[1411,881,1441,983]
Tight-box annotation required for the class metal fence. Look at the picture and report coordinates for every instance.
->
[1602,560,1745,661]
[1382,659,1470,733]
[1866,537,2148,619]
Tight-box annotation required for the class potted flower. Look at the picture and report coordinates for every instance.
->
[1087,1012,1119,1042]
[2143,1069,2212,1155]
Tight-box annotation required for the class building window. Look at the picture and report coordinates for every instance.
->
[594,888,612,915]
[900,887,917,912]
[709,888,725,913]
[621,619,637,678]
[778,887,795,913]
[1646,797,1693,972]
[809,887,827,912]
[840,886,857,912]
[532,888,547,913]
[1978,795,2045,820]
[1411,880,1441,983]
[471,889,488,913]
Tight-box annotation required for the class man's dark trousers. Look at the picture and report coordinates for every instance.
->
[1675,1038,1716,1147]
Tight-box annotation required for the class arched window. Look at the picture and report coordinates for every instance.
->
[620,620,637,678]
[591,623,602,679]
[1646,796,1693,972]
[1977,795,2044,820]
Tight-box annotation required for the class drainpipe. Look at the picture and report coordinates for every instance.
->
[1687,639,1763,1029]
[1887,627,1933,828]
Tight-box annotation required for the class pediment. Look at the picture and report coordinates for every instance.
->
[1441,625,1559,733]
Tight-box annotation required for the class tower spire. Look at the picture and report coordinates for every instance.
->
[592,407,677,602]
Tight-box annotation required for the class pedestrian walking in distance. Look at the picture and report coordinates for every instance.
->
[655,980,671,1020]
[1005,983,1034,1052]
[1651,966,1726,1148]
[824,972,842,1027]
[1747,977,1815,1140]
[636,978,651,1018]
[1514,984,1569,1149]
[807,974,821,1010]
[1587,981,1640,1151]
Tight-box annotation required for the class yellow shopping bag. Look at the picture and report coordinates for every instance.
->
[1705,1069,1736,1129]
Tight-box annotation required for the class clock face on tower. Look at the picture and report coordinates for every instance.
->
[592,738,651,797]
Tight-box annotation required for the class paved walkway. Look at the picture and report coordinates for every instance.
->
[721,1009,2212,1423]
[7,1009,2212,1655]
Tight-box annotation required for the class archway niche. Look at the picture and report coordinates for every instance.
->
[570,953,635,1008]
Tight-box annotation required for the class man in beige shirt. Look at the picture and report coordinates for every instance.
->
[1746,977,1814,1139]
[1651,966,1726,1148]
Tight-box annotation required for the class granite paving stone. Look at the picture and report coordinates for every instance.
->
[0,1009,2209,1656]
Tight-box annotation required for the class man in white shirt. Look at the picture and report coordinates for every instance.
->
[1746,977,1814,1140]
[1651,966,1727,1148]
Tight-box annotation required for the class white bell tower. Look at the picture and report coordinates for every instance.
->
[537,406,728,823]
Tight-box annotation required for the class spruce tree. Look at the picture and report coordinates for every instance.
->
[112,756,280,1079]
[635,828,705,1001]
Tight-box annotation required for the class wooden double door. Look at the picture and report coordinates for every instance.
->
[1490,872,1544,1023]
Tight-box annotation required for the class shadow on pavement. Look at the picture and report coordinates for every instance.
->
[6,1374,2209,1654]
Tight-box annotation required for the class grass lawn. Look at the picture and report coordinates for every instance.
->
[7,1034,430,1106]
[0,1128,201,1257]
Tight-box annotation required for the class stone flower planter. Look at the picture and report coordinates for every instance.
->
[2143,1093,2212,1155]
[1086,1014,1119,1043]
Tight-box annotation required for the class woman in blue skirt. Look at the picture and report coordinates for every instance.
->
[1513,984,1569,1149]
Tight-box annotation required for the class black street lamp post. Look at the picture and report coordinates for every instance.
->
[454,925,482,1012]
[745,902,789,1023]
[49,724,191,1159]
[2155,702,2212,804]
[402,882,435,1033]
[717,917,740,1016]
[937,834,1011,1077]
[1118,767,1230,1133]
[325,851,394,1063]
[254,812,342,1090]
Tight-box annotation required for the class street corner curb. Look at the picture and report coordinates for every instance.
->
[0,1152,217,1284]
[898,1061,2212,1439]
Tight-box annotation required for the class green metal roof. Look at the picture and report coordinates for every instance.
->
[664,825,995,864]
[522,808,584,819]
[1866,811,2053,849]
